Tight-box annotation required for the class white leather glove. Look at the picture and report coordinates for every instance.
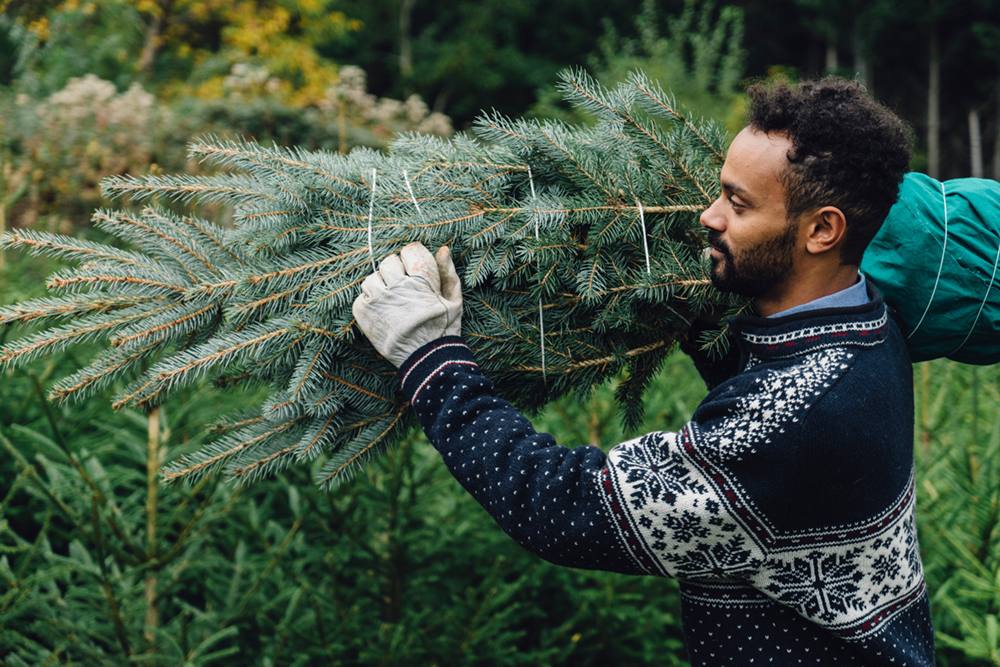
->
[352,242,463,368]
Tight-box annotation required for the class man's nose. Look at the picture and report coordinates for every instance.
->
[700,197,726,231]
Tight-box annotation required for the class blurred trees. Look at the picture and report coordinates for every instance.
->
[5,0,1000,179]
[737,0,1000,179]
[323,0,642,124]
[588,0,746,131]
[3,0,358,103]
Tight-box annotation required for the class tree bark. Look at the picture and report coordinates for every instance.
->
[145,407,161,644]
[993,85,1000,180]
[970,109,984,178]
[137,1,168,77]
[852,22,868,88]
[928,23,941,179]
[399,0,416,79]
[825,28,838,74]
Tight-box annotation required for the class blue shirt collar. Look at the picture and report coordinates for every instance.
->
[767,273,870,319]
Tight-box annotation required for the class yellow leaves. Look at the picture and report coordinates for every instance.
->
[20,0,362,109]
[149,0,357,106]
[185,0,215,21]
[27,17,50,41]
[189,77,227,100]
[294,0,323,13]
[130,0,163,15]
[222,2,293,52]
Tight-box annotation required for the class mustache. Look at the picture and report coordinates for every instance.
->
[706,230,731,256]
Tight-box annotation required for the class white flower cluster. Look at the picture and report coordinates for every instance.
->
[223,63,283,97]
[43,74,158,130]
[319,65,452,136]
[11,74,166,224]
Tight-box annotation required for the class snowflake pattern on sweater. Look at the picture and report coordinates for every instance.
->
[399,292,934,666]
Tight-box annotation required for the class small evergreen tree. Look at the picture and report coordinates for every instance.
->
[589,0,746,131]
[0,70,739,488]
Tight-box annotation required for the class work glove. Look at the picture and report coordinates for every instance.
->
[352,242,463,368]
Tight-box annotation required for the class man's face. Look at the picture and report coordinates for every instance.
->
[700,128,801,298]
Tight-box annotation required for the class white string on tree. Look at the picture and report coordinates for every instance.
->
[367,168,378,273]
[528,167,546,382]
[403,169,424,221]
[637,197,651,274]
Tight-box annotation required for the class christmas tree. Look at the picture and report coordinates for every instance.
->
[1,69,740,488]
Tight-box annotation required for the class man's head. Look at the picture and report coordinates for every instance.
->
[702,128,800,298]
[701,77,913,306]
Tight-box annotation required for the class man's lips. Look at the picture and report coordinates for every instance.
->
[706,232,727,259]
[706,242,726,260]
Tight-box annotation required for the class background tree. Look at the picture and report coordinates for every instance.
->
[586,0,745,131]
[323,0,645,126]
[1,0,359,103]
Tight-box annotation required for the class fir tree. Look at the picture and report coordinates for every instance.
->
[0,70,741,488]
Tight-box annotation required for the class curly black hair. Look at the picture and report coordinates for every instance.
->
[745,77,913,266]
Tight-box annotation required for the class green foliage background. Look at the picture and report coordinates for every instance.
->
[3,251,1000,665]
[0,0,999,664]
[0,247,693,666]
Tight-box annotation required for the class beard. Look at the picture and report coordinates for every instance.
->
[707,224,798,297]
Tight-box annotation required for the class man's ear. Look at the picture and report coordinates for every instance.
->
[804,206,847,255]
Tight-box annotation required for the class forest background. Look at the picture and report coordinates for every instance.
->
[0,0,999,665]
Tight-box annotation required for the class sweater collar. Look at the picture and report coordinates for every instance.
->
[729,281,890,361]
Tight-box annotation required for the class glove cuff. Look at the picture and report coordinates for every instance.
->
[397,336,478,406]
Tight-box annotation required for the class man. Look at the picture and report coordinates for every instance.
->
[353,78,935,665]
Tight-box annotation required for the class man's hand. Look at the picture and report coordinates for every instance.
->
[352,242,463,368]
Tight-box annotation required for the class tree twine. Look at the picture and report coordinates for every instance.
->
[951,234,1000,355]
[637,197,651,274]
[367,168,378,273]
[909,181,947,339]
[528,167,546,382]
[403,169,425,221]
[908,180,1000,356]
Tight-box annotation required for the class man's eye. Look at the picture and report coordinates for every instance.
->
[728,197,745,211]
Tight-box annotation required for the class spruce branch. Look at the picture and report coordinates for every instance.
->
[2,70,740,488]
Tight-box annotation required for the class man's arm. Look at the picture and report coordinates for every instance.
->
[354,244,768,579]
[398,336,648,574]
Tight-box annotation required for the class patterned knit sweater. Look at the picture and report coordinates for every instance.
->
[398,291,935,666]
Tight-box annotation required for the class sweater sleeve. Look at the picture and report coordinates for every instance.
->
[398,336,768,580]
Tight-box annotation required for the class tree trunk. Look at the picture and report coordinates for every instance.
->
[399,0,416,80]
[928,23,941,179]
[338,102,348,155]
[993,85,1000,180]
[825,28,839,74]
[970,109,984,178]
[145,407,161,644]
[852,22,869,88]
[137,2,166,77]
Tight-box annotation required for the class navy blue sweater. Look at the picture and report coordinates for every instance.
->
[398,293,935,666]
